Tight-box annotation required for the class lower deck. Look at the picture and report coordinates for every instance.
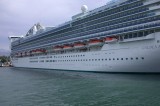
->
[11,32,160,72]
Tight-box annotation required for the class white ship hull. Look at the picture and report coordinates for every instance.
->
[11,33,160,73]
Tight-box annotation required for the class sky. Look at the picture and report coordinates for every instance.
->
[0,0,111,51]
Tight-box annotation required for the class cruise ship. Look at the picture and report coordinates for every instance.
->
[9,0,160,72]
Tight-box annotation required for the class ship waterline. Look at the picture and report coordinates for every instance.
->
[9,0,160,72]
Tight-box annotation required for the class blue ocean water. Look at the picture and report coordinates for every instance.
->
[0,67,160,106]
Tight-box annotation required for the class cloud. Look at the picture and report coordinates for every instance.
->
[0,0,110,50]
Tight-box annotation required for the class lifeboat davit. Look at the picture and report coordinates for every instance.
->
[74,42,85,49]
[105,37,117,43]
[16,53,18,56]
[63,45,73,50]
[15,53,18,57]
[18,53,22,57]
[53,46,63,51]
[26,51,31,56]
[88,39,103,46]
[22,52,26,57]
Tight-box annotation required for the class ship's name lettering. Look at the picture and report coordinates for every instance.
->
[142,45,160,49]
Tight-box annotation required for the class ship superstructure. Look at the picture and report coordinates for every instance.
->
[9,0,160,72]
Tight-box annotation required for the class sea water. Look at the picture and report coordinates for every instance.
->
[0,67,160,106]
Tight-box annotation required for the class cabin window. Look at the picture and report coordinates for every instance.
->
[144,31,148,36]
[124,35,128,39]
[138,32,143,37]
[133,33,137,38]
[129,33,132,38]
[120,36,123,41]
[150,30,154,34]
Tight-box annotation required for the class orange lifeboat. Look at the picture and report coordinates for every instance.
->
[36,49,44,54]
[105,37,117,43]
[63,45,73,50]
[53,46,63,51]
[36,49,46,54]
[31,50,37,55]
[74,42,85,49]
[88,39,103,46]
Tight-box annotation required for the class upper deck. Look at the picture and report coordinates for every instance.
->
[10,0,136,46]
[10,0,160,54]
